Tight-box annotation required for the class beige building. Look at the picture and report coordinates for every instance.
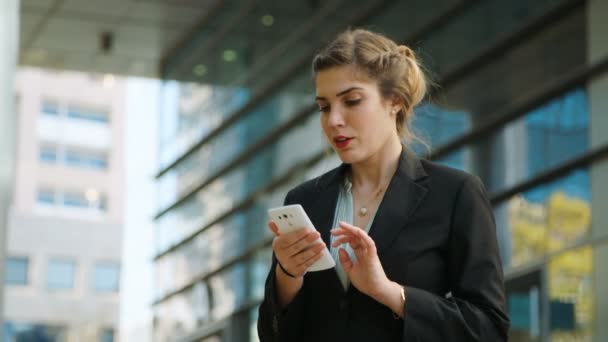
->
[3,68,125,341]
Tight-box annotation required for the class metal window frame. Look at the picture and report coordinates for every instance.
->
[151,53,608,303]
[154,0,481,219]
[152,140,608,305]
[151,0,603,308]
[152,0,600,260]
[155,0,478,179]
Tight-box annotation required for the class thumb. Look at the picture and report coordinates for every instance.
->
[267,221,280,236]
[339,248,353,273]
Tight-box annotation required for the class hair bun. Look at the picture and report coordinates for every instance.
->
[397,45,414,59]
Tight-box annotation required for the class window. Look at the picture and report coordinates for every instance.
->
[94,263,120,292]
[64,149,108,170]
[3,322,67,342]
[41,100,59,116]
[63,191,89,209]
[5,257,29,285]
[48,259,75,290]
[67,105,109,123]
[36,188,107,212]
[63,190,107,211]
[39,144,58,163]
[37,188,56,205]
[99,328,114,342]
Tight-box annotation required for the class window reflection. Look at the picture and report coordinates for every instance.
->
[548,247,594,340]
[473,88,589,193]
[3,322,67,342]
[414,103,471,148]
[496,168,591,270]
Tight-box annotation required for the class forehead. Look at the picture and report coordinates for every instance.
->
[314,65,377,98]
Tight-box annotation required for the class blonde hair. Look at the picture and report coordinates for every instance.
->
[312,29,428,145]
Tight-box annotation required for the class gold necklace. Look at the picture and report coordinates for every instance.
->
[353,182,388,217]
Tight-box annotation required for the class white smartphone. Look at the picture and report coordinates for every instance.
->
[267,204,335,272]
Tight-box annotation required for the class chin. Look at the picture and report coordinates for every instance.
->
[335,148,362,164]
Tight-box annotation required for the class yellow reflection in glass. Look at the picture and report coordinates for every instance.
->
[548,246,594,340]
[508,191,591,268]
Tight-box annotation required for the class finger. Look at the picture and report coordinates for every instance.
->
[294,242,325,267]
[330,227,358,241]
[332,225,364,246]
[268,221,280,236]
[331,236,353,248]
[276,227,311,248]
[292,246,325,276]
[330,227,348,236]
[331,225,361,239]
[338,248,353,273]
[285,231,321,257]
[331,228,365,251]
[339,221,375,252]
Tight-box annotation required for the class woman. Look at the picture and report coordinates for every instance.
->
[257,29,510,341]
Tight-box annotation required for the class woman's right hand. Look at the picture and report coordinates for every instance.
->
[268,221,326,278]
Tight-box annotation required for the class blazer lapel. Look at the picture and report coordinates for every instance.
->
[307,165,344,247]
[306,164,346,293]
[369,147,429,256]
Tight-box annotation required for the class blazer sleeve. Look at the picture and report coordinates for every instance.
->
[402,175,511,341]
[257,190,307,342]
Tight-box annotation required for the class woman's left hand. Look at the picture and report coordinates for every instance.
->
[331,221,391,299]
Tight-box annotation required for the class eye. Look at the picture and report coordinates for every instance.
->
[318,104,330,113]
[345,98,361,107]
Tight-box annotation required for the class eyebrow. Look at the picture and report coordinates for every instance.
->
[315,87,363,101]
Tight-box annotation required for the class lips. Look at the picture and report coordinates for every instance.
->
[333,135,353,149]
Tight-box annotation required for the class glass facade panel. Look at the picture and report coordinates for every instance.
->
[156,113,326,253]
[39,144,58,164]
[99,328,114,342]
[365,0,457,40]
[3,322,67,342]
[250,247,273,302]
[157,70,311,206]
[64,149,108,170]
[419,0,565,75]
[94,263,120,292]
[5,256,28,286]
[548,247,594,340]
[48,259,76,290]
[153,293,198,342]
[412,103,471,154]
[155,178,303,297]
[67,105,109,123]
[37,188,56,205]
[63,190,107,211]
[41,100,59,116]
[434,149,470,172]
[209,263,247,321]
[475,89,589,193]
[159,82,249,168]
[442,6,585,119]
[496,168,591,270]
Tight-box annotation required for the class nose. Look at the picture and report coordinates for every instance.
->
[327,107,345,128]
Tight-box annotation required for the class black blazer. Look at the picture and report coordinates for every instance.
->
[258,148,510,341]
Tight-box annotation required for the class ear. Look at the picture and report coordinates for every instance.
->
[391,94,404,110]
[388,95,403,118]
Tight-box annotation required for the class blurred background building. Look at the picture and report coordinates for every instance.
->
[3,68,124,341]
[1,0,607,342]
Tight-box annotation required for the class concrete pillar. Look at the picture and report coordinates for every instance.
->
[587,0,608,341]
[0,0,20,336]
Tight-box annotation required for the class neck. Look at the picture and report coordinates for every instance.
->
[350,135,402,190]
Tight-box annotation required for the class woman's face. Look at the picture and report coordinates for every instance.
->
[315,65,399,164]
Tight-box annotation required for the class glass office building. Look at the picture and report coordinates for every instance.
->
[152,0,608,341]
